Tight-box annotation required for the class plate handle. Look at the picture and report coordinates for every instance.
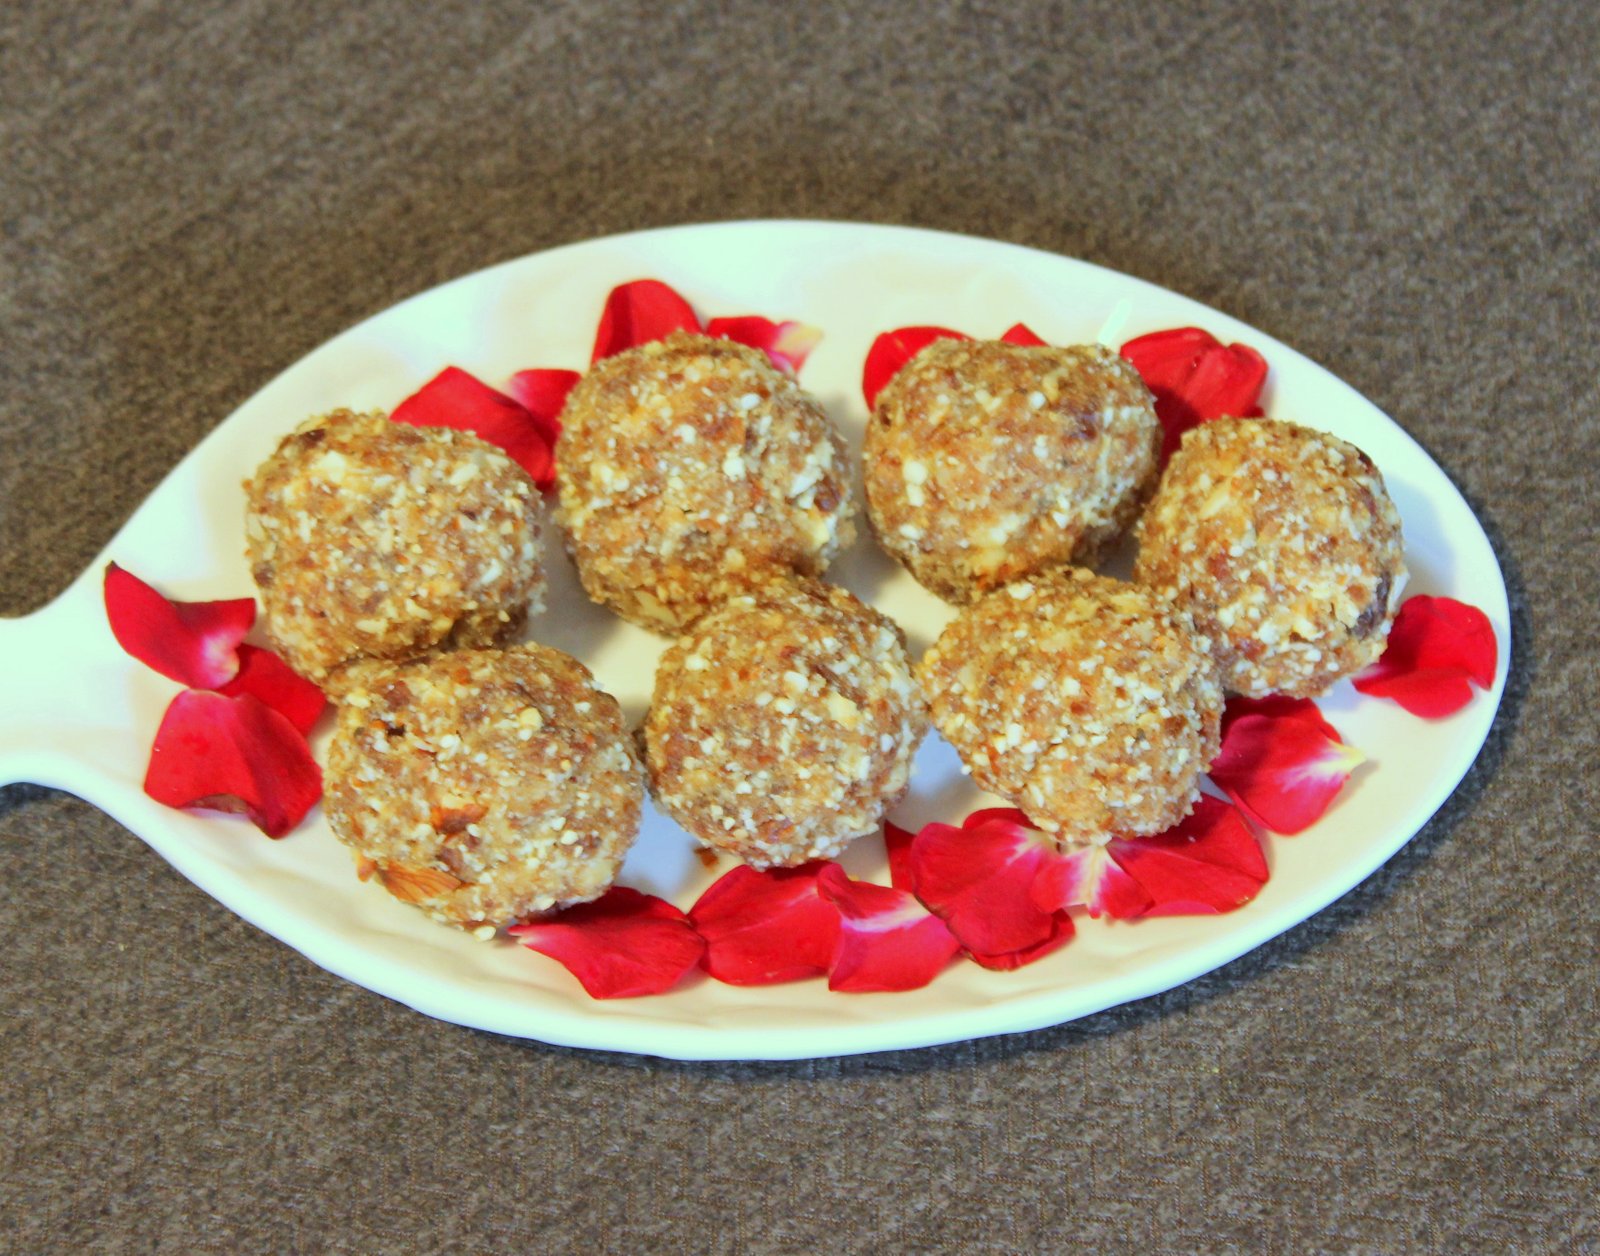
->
[0,568,130,790]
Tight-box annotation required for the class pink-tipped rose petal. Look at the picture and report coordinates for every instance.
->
[105,563,255,689]
[1000,322,1047,347]
[143,690,322,838]
[816,864,959,993]
[1040,843,1153,920]
[907,812,1074,969]
[591,279,702,362]
[1121,327,1268,462]
[508,887,705,999]
[689,863,840,985]
[1352,595,1498,718]
[705,315,823,374]
[861,325,970,409]
[214,644,326,735]
[1209,697,1365,834]
[1106,797,1269,916]
[391,366,557,489]
[507,368,580,447]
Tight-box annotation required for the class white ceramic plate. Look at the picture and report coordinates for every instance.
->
[0,221,1508,1060]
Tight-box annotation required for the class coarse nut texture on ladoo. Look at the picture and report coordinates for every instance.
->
[643,577,929,868]
[864,339,1159,603]
[324,643,643,932]
[556,333,857,633]
[918,567,1223,844]
[1134,417,1406,698]
[244,408,545,688]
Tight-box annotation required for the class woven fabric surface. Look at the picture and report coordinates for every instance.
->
[2,1,1595,1251]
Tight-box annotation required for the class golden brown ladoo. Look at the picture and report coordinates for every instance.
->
[245,408,544,688]
[864,339,1159,603]
[324,644,644,933]
[556,333,856,633]
[1135,417,1406,698]
[918,568,1223,844]
[643,578,928,868]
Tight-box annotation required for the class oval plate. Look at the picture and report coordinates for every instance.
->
[0,221,1508,1060]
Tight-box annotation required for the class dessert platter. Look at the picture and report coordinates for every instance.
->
[0,221,1508,1060]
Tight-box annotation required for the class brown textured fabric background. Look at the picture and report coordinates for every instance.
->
[2,1,1595,1251]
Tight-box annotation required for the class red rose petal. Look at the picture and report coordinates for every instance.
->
[1000,322,1047,347]
[816,864,959,993]
[508,886,705,999]
[1120,327,1220,390]
[689,863,840,985]
[591,279,702,362]
[216,644,326,735]
[1040,843,1153,920]
[143,690,322,838]
[1209,698,1365,834]
[963,806,1033,829]
[1121,327,1268,462]
[861,325,969,409]
[104,563,255,689]
[1353,596,1499,718]
[907,813,1073,969]
[883,819,917,893]
[954,806,1049,894]
[1220,694,1336,737]
[1106,797,1269,916]
[507,368,579,447]
[705,315,823,374]
[1354,669,1473,719]
[1184,341,1268,417]
[391,366,556,489]
[970,913,1076,971]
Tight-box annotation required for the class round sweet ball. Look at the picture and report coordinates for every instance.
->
[642,578,929,868]
[1134,417,1406,698]
[918,568,1223,844]
[245,408,544,688]
[324,643,644,932]
[864,338,1160,603]
[556,333,857,633]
